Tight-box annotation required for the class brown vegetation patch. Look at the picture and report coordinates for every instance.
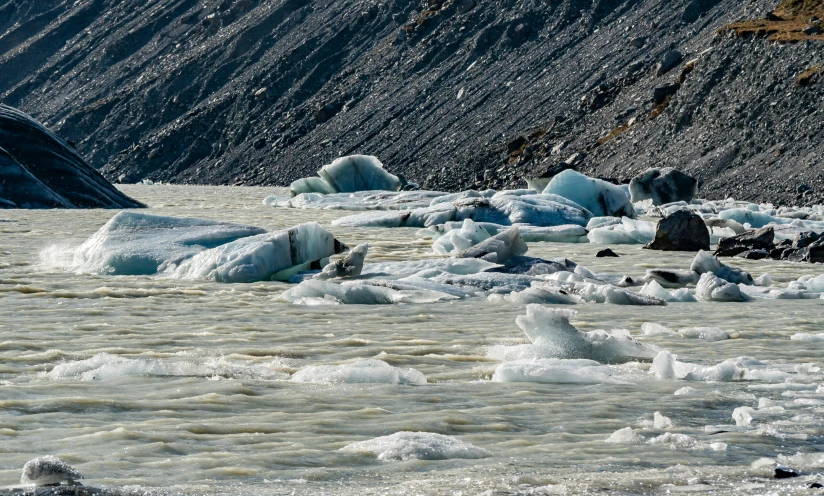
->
[796,65,823,86]
[649,96,672,119]
[597,123,630,145]
[721,0,824,42]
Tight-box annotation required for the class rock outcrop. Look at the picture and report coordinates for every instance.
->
[0,105,144,209]
[645,210,711,252]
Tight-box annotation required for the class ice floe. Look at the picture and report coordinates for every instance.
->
[340,432,491,461]
[290,359,426,385]
[492,358,630,384]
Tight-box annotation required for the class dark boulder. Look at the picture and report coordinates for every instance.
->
[0,105,144,209]
[629,168,698,205]
[714,227,775,257]
[596,248,619,257]
[644,210,710,252]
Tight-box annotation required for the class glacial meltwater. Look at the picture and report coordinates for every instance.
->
[1,185,822,495]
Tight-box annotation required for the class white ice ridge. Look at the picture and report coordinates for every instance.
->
[21,456,83,486]
[330,191,593,228]
[64,212,346,282]
[650,351,793,382]
[490,305,660,364]
[290,359,426,385]
[289,155,402,195]
[340,432,491,461]
[492,358,630,384]
[45,352,289,381]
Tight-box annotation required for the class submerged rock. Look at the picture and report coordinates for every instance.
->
[0,105,144,209]
[629,168,697,205]
[645,210,710,252]
[715,227,775,257]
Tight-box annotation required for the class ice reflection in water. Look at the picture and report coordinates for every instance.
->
[0,185,822,494]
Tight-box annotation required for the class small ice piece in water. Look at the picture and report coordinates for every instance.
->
[515,305,660,363]
[491,285,580,305]
[492,358,630,384]
[605,427,644,443]
[674,386,699,396]
[790,333,824,342]
[432,219,492,255]
[732,406,754,426]
[695,272,750,302]
[21,456,83,486]
[690,250,753,285]
[340,432,491,461]
[677,327,730,341]
[281,279,457,305]
[456,226,527,264]
[639,280,697,302]
[755,273,772,287]
[290,359,426,385]
[647,433,726,451]
[314,244,368,280]
[653,411,674,429]
[642,322,677,337]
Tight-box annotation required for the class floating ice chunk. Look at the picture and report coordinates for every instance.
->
[805,274,824,292]
[360,258,501,280]
[456,226,528,263]
[718,208,781,228]
[690,250,753,285]
[71,212,265,275]
[642,322,677,336]
[544,170,635,218]
[315,244,368,280]
[677,327,730,341]
[777,452,824,469]
[432,219,492,255]
[647,433,726,451]
[588,225,638,244]
[492,358,630,384]
[289,155,402,195]
[790,333,824,342]
[674,386,699,396]
[695,273,750,302]
[651,351,787,382]
[605,427,644,443]
[709,226,738,245]
[586,216,623,230]
[513,224,588,243]
[290,359,425,385]
[640,281,697,302]
[272,190,448,210]
[172,222,347,283]
[515,305,660,363]
[281,279,458,305]
[340,432,491,461]
[732,406,754,426]
[576,283,667,306]
[654,412,674,429]
[490,285,580,305]
[293,296,343,305]
[21,456,83,486]
[754,273,772,287]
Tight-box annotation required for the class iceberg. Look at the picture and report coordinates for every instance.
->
[544,169,635,218]
[690,250,753,285]
[695,272,750,302]
[72,211,266,275]
[340,432,491,461]
[432,219,492,255]
[492,358,630,384]
[290,359,426,385]
[456,226,528,264]
[289,155,402,195]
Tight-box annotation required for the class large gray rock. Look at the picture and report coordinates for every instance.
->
[645,210,710,252]
[714,227,775,257]
[0,105,144,209]
[629,168,698,205]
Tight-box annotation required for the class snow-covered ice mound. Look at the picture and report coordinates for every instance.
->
[544,169,635,218]
[71,211,265,275]
[65,212,347,282]
[290,359,426,385]
[21,456,83,486]
[492,358,630,384]
[289,155,402,195]
[340,432,491,461]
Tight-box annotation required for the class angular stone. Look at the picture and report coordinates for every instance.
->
[645,210,710,252]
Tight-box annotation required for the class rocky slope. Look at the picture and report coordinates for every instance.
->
[0,0,821,204]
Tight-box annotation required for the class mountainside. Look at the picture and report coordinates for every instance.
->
[1,0,822,204]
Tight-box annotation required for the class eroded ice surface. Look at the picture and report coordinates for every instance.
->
[340,432,491,461]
